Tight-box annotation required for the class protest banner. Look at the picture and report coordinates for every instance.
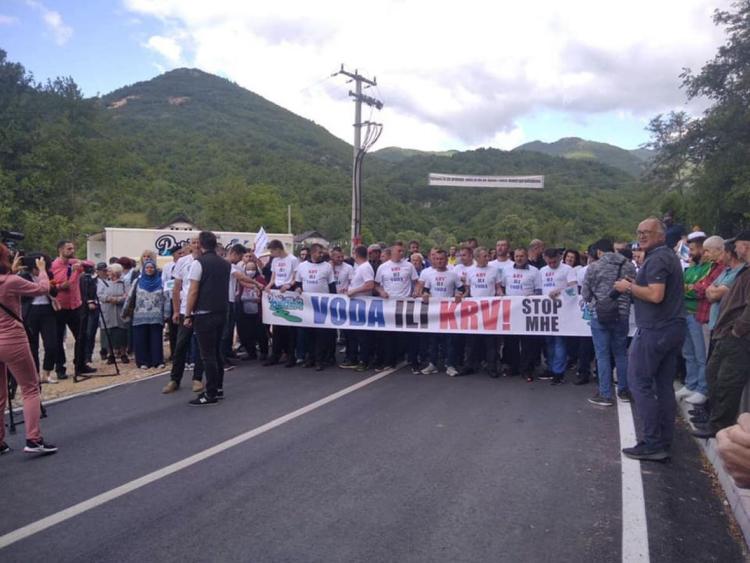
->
[428,173,544,189]
[262,290,603,337]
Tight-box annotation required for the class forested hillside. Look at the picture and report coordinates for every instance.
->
[0,50,654,253]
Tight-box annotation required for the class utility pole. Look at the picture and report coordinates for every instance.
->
[334,65,383,248]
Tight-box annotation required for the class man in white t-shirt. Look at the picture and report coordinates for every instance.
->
[163,237,205,394]
[375,241,419,371]
[262,239,299,367]
[461,247,503,377]
[415,248,463,376]
[500,247,543,382]
[449,245,476,371]
[162,244,184,362]
[489,239,515,281]
[540,248,578,385]
[340,245,376,371]
[293,243,336,371]
[221,243,252,363]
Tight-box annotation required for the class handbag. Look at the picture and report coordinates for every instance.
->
[595,262,625,325]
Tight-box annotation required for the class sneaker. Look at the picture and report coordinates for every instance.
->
[355,362,369,373]
[538,371,554,381]
[685,391,708,405]
[525,374,534,383]
[120,355,130,364]
[0,442,11,455]
[573,376,590,386]
[57,372,68,380]
[446,366,459,377]
[411,365,421,375]
[622,443,670,461]
[617,389,632,403]
[550,376,565,386]
[186,363,195,370]
[106,356,116,365]
[339,360,359,369]
[191,380,204,393]
[262,357,279,367]
[675,385,693,400]
[216,389,224,400]
[376,365,394,372]
[79,365,97,374]
[48,373,59,384]
[24,439,58,454]
[162,380,179,394]
[460,367,476,376]
[588,394,614,407]
[421,363,439,375]
[189,393,218,406]
[156,364,166,370]
[315,365,325,372]
[139,365,149,370]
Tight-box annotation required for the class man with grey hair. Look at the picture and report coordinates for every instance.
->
[675,233,724,407]
[614,217,686,461]
[528,239,546,269]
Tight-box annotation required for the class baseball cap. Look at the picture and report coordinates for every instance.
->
[96,262,108,271]
[687,231,707,242]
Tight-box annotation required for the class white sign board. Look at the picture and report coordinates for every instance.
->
[428,173,544,189]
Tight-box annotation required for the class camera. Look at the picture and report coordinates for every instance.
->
[1,229,25,255]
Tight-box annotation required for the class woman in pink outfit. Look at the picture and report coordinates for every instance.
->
[0,244,57,455]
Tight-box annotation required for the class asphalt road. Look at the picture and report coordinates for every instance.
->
[0,361,745,562]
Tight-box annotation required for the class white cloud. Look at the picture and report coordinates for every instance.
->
[123,0,732,150]
[0,14,19,26]
[26,0,73,45]
[145,35,183,65]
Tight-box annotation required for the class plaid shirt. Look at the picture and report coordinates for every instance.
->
[694,262,724,324]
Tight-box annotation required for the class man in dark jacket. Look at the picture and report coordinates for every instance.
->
[582,239,636,406]
[184,231,231,406]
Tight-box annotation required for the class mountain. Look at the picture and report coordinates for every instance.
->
[512,137,653,177]
[373,146,458,163]
[1,53,652,252]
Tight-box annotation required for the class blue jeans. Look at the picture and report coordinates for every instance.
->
[544,336,567,376]
[590,317,629,399]
[682,314,708,395]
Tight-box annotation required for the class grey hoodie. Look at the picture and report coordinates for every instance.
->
[582,252,636,320]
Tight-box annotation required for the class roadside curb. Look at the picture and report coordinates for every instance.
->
[8,369,171,415]
[677,397,750,548]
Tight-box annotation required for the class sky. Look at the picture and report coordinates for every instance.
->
[0,0,733,152]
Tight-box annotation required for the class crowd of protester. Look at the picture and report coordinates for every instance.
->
[1,213,749,481]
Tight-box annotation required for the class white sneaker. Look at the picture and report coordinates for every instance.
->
[48,373,59,384]
[685,391,708,405]
[446,366,459,377]
[139,365,149,370]
[675,386,692,400]
[421,363,438,375]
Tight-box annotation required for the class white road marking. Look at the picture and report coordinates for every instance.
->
[617,398,651,562]
[0,365,402,550]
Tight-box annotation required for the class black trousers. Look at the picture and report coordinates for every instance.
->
[166,318,179,360]
[304,327,333,366]
[221,303,236,358]
[466,334,499,373]
[504,335,541,376]
[26,304,58,372]
[55,306,84,374]
[345,330,372,364]
[193,312,225,399]
[236,310,268,357]
[169,315,202,385]
[271,325,296,362]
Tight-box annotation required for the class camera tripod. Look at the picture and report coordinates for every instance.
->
[6,372,47,434]
[74,280,121,383]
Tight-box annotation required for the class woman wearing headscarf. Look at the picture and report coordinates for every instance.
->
[124,259,165,369]
[99,263,129,364]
